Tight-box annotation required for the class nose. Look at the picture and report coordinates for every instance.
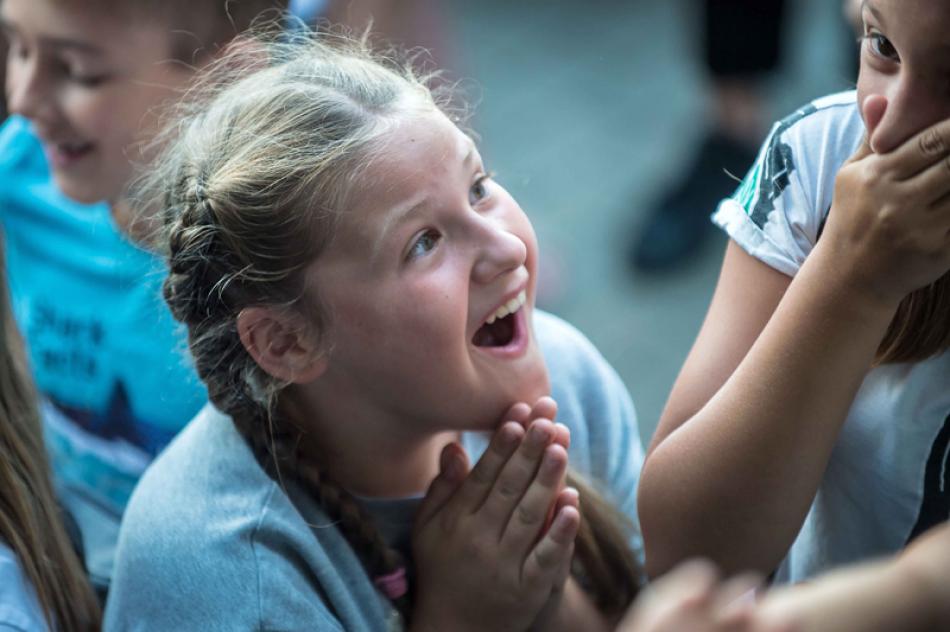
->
[870,76,950,153]
[470,218,527,285]
[7,56,54,124]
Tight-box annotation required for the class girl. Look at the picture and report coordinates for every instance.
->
[638,0,950,582]
[0,247,100,630]
[0,0,285,584]
[104,32,644,630]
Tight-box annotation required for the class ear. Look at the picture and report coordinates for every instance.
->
[237,306,328,384]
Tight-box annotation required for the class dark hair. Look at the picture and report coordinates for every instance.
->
[875,273,950,364]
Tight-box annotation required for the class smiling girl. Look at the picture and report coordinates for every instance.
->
[103,32,644,630]
[638,0,950,582]
[0,0,286,588]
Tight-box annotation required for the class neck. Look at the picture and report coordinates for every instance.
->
[283,386,458,498]
[110,198,161,246]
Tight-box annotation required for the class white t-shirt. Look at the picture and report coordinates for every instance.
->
[713,90,950,584]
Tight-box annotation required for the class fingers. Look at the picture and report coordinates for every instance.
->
[522,503,580,588]
[415,443,469,528]
[712,573,764,627]
[499,444,569,557]
[882,117,950,180]
[505,397,568,449]
[913,152,950,208]
[477,419,557,531]
[445,421,524,516]
[528,396,558,423]
[502,402,532,426]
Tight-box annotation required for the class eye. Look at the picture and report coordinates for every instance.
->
[865,30,899,62]
[58,60,108,87]
[469,172,493,206]
[406,229,441,261]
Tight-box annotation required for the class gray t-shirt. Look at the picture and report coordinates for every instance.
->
[0,542,48,632]
[714,91,950,583]
[104,311,644,631]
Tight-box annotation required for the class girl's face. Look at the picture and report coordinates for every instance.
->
[1,0,192,205]
[857,0,950,153]
[307,108,550,435]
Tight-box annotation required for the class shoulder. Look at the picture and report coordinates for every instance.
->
[0,543,48,632]
[107,406,282,625]
[741,90,861,191]
[535,310,617,384]
[534,310,642,474]
[535,310,634,419]
[106,406,356,630]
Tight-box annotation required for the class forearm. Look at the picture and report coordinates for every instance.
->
[639,242,899,576]
[755,556,941,632]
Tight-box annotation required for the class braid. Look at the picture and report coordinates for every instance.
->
[242,407,413,619]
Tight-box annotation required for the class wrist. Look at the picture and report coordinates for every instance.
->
[803,240,903,318]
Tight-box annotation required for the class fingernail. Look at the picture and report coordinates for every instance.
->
[528,420,551,445]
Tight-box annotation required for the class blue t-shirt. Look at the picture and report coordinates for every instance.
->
[104,311,645,631]
[0,116,207,577]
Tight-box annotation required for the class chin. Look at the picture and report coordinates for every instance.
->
[52,173,111,206]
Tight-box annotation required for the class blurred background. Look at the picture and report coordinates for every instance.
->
[438,0,858,444]
[0,0,860,445]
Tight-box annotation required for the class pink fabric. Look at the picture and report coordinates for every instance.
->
[373,567,408,600]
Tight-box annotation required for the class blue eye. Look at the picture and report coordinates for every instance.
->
[407,229,440,261]
[469,174,492,205]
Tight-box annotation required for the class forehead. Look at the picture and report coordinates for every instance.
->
[1,0,171,57]
[336,110,476,242]
[865,0,950,55]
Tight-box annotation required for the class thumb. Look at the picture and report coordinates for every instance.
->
[862,93,888,153]
[415,442,469,528]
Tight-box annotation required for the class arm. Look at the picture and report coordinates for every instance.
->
[755,522,950,632]
[638,101,950,577]
[639,237,893,577]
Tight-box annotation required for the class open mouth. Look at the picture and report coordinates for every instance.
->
[472,290,527,348]
[45,141,95,168]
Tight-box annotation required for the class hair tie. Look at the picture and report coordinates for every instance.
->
[373,566,407,600]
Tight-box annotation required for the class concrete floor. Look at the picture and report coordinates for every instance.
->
[446,0,857,444]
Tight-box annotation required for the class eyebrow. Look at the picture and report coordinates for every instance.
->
[370,143,480,260]
[861,0,884,25]
[0,19,105,56]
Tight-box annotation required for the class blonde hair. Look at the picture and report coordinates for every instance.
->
[0,248,101,631]
[155,30,640,620]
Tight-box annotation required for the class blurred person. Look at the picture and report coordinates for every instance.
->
[0,244,100,631]
[628,0,787,272]
[0,0,287,589]
[639,0,950,589]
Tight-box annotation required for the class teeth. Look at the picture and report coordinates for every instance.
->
[485,289,527,325]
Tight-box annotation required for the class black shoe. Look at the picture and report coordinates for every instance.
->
[629,131,756,273]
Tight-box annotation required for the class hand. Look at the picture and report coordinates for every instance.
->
[819,95,950,306]
[411,416,579,632]
[894,522,950,628]
[617,560,790,632]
